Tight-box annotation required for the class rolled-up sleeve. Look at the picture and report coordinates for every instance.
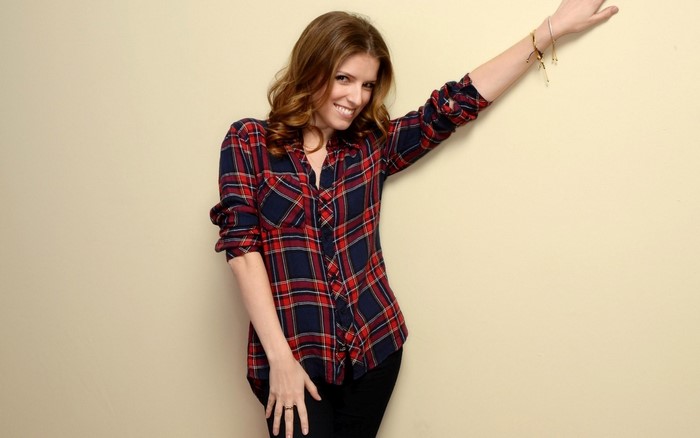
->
[384,73,491,175]
[209,122,262,260]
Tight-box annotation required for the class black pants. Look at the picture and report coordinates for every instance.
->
[250,348,403,438]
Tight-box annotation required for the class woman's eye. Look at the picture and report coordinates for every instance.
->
[363,83,375,90]
[335,75,349,82]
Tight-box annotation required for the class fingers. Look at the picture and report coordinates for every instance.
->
[266,395,286,436]
[272,402,284,436]
[582,5,618,32]
[265,395,294,437]
[304,375,322,401]
[592,5,619,23]
[294,376,320,436]
[284,404,295,437]
[267,397,309,437]
[269,398,288,437]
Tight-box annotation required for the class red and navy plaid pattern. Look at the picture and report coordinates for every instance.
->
[210,74,489,385]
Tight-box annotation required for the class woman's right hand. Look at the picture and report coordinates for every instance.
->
[266,354,322,437]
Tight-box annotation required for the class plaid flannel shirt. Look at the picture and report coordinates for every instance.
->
[210,74,489,385]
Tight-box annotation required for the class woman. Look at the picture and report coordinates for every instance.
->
[210,1,618,437]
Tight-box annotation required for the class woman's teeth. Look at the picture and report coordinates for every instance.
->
[335,104,354,116]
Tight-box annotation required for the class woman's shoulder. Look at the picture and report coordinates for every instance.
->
[223,118,270,153]
[228,118,268,137]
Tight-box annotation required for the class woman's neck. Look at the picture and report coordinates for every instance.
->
[302,126,332,152]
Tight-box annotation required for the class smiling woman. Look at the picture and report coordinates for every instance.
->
[209,2,618,437]
[304,53,380,184]
[311,53,379,142]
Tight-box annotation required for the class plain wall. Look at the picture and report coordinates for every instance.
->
[2,0,699,437]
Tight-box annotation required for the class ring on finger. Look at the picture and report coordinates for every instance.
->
[283,405,294,411]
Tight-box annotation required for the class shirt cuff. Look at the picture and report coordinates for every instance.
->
[438,73,491,125]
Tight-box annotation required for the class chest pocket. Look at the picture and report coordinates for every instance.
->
[258,174,305,230]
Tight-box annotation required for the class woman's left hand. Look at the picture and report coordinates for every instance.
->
[550,0,619,39]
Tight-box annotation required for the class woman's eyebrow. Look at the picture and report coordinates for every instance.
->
[337,71,377,82]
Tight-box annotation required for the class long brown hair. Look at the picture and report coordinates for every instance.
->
[266,11,393,157]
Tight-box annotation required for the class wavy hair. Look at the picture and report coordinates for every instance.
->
[266,11,393,157]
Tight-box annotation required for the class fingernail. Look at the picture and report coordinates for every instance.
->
[303,427,309,435]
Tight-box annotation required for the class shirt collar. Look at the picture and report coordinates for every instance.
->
[283,131,361,155]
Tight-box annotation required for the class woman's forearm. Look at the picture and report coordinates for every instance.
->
[470,19,553,102]
[229,252,294,364]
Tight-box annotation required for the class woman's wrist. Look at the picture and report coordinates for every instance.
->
[534,19,554,53]
[265,341,296,365]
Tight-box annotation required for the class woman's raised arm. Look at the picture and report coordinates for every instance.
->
[469,0,618,102]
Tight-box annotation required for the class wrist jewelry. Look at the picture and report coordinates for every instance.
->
[526,30,549,83]
[548,16,558,63]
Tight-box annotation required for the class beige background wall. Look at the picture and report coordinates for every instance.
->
[2,0,699,437]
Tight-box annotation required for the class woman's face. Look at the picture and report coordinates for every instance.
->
[311,53,379,140]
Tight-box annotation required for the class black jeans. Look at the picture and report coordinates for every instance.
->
[249,348,403,438]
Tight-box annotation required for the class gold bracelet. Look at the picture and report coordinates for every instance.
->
[526,30,548,83]
[548,16,558,63]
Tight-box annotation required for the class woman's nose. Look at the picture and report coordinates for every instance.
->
[347,84,362,105]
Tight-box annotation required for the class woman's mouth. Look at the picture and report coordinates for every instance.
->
[334,104,356,118]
